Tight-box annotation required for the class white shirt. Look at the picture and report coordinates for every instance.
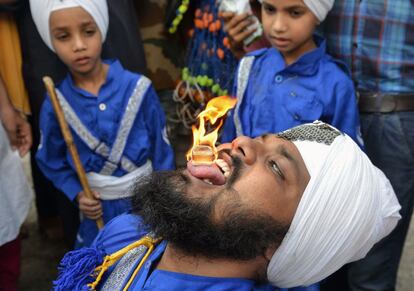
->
[0,123,33,246]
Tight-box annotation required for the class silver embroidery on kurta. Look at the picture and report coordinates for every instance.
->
[234,56,255,137]
[55,89,146,174]
[56,89,103,152]
[101,245,148,291]
[100,77,151,175]
[101,233,158,290]
[121,157,138,173]
[276,121,342,145]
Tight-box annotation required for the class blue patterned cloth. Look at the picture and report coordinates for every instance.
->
[322,0,414,93]
[321,2,414,289]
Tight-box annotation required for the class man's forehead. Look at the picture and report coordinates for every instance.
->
[275,122,342,145]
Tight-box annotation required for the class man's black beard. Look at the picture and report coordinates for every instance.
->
[131,170,289,261]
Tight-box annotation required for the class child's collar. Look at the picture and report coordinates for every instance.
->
[276,35,327,76]
[66,59,121,97]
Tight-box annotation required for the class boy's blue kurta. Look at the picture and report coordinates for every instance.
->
[79,213,318,291]
[36,60,175,247]
[222,37,363,147]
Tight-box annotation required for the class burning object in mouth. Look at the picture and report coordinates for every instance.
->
[191,145,216,165]
[187,96,237,165]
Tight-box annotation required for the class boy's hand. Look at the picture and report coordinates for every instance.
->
[221,11,257,59]
[77,190,103,220]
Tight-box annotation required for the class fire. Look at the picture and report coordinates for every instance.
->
[187,96,237,164]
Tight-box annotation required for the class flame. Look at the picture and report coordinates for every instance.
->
[187,96,237,162]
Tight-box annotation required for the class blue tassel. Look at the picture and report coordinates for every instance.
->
[53,247,106,291]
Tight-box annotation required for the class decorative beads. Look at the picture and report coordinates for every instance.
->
[168,0,190,34]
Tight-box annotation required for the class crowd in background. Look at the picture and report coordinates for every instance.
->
[0,0,413,290]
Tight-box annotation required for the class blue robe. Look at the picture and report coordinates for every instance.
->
[82,214,319,291]
[36,60,175,247]
[222,36,363,148]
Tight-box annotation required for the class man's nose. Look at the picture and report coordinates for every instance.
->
[231,136,258,165]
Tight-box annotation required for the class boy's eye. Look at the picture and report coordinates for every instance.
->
[269,160,285,180]
[263,4,276,14]
[55,33,69,41]
[290,9,304,18]
[84,29,96,36]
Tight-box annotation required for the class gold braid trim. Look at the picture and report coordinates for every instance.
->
[87,236,162,290]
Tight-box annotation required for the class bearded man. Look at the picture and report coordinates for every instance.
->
[53,121,401,291]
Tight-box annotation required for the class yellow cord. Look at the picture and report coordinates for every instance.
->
[87,236,161,290]
[122,240,158,290]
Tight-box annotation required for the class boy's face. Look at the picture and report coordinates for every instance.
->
[49,7,103,76]
[261,0,318,64]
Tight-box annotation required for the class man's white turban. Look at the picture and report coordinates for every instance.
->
[267,122,401,287]
[258,0,334,22]
[29,0,109,52]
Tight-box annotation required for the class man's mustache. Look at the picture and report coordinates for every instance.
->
[226,155,244,189]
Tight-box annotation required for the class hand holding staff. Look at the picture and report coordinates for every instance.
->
[43,76,104,229]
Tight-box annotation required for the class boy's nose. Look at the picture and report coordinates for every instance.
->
[230,136,258,165]
[272,15,288,32]
[73,35,87,51]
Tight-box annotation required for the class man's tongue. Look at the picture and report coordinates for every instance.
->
[187,161,226,185]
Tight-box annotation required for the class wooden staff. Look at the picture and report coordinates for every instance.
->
[43,76,104,229]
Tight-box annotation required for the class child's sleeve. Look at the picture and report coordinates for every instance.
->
[330,78,364,148]
[221,109,237,143]
[220,65,239,143]
[35,97,82,201]
[142,85,175,171]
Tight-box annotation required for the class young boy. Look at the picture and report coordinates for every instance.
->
[221,0,363,148]
[30,0,175,247]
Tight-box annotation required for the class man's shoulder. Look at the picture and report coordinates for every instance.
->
[92,213,150,254]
